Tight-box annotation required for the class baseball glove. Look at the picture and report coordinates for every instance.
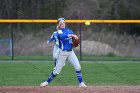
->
[72,35,80,48]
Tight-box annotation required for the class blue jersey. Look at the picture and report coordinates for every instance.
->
[58,28,74,51]
[48,31,59,45]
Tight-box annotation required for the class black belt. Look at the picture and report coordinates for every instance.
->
[62,49,72,52]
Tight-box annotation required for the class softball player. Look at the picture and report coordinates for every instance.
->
[40,18,86,87]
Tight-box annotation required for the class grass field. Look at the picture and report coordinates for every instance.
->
[0,61,140,86]
[1,55,140,61]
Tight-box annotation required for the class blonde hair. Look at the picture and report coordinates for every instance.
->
[56,24,59,31]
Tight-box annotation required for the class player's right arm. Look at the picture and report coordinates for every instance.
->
[58,29,73,39]
[53,32,59,46]
[47,33,54,44]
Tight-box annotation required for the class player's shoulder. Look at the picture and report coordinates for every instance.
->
[66,28,73,32]
[57,30,63,34]
[66,28,72,31]
[57,28,73,34]
[53,31,57,34]
[52,31,58,35]
[66,28,74,34]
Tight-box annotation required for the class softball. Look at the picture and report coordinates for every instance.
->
[85,21,90,26]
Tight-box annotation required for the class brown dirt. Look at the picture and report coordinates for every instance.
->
[0,86,140,93]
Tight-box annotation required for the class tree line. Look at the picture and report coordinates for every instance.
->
[0,0,140,35]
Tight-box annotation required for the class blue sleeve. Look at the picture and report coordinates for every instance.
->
[54,33,59,43]
[58,29,73,39]
[48,34,54,42]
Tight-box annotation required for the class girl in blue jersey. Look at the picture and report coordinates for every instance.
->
[40,18,87,87]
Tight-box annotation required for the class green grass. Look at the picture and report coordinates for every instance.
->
[1,55,140,61]
[81,56,140,61]
[85,61,140,85]
[0,61,140,86]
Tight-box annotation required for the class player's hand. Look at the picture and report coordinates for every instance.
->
[47,41,50,44]
[56,42,59,46]
[68,34,78,40]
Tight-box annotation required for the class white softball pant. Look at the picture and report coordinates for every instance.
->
[53,44,59,60]
[53,49,81,75]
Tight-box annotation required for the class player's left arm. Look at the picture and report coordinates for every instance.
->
[68,31,78,40]
[68,30,80,47]
[68,34,78,40]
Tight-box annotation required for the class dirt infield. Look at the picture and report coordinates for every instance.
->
[0,86,140,93]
